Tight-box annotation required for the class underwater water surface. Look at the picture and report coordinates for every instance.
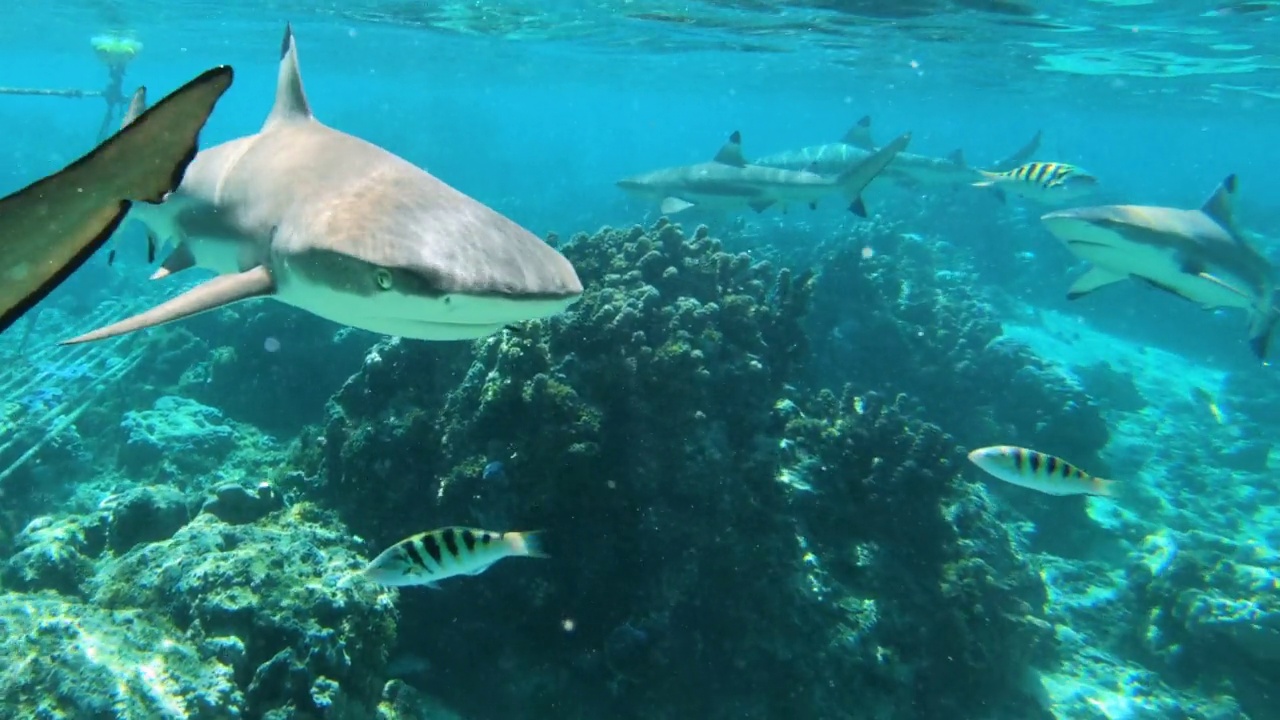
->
[0,1,1278,719]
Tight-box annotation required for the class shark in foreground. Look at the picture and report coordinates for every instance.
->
[62,24,583,346]
[752,115,1042,189]
[616,130,910,218]
[0,66,233,335]
[1041,174,1278,360]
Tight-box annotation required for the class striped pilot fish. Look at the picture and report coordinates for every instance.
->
[967,445,1116,497]
[973,161,1098,204]
[363,526,548,588]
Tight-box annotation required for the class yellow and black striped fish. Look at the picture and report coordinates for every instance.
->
[973,162,1098,204]
[967,445,1115,497]
[362,526,547,588]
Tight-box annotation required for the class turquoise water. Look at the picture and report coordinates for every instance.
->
[1,2,1279,719]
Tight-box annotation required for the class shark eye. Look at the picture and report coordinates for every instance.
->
[374,268,393,291]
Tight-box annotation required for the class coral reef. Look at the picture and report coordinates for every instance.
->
[296,220,1069,719]
[0,497,399,719]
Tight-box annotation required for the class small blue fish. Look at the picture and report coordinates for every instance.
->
[482,461,507,482]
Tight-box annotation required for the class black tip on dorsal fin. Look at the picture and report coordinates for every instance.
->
[265,22,312,129]
[857,115,870,127]
[714,131,747,166]
[1201,172,1241,235]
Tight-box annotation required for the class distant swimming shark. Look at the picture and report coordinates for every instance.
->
[61,24,583,346]
[616,129,911,217]
[0,67,232,335]
[752,115,1042,189]
[1041,174,1278,360]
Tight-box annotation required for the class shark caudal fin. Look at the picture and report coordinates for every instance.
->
[0,67,233,336]
[836,131,911,216]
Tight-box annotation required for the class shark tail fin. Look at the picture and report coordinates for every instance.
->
[1248,303,1279,361]
[836,131,911,215]
[264,23,313,130]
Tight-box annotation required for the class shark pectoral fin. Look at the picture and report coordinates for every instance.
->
[150,244,197,280]
[660,197,695,215]
[59,265,276,345]
[849,196,868,217]
[1067,267,1127,299]
[747,199,775,213]
[713,131,747,167]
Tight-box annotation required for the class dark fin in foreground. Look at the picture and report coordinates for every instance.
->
[849,196,868,217]
[0,66,235,336]
[60,266,276,345]
[105,86,152,269]
[748,199,774,213]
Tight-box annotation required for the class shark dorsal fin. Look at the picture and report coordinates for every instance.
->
[713,131,746,166]
[264,23,313,130]
[1201,173,1241,236]
[120,87,147,130]
[948,149,966,167]
[842,116,875,149]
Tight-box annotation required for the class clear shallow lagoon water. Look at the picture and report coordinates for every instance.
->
[1,2,1279,719]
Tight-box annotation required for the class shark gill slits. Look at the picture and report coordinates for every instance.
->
[422,534,444,564]
[462,529,477,551]
[374,268,393,290]
[442,527,461,558]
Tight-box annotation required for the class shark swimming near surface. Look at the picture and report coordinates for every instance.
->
[0,66,233,335]
[1040,174,1279,360]
[752,115,1042,190]
[61,24,583,346]
[616,129,911,217]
